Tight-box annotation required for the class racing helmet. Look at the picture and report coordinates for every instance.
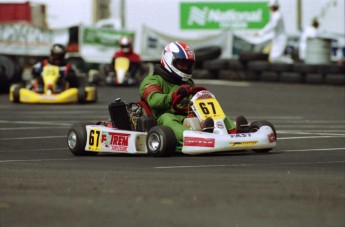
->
[161,41,196,82]
[119,36,132,53]
[50,43,66,64]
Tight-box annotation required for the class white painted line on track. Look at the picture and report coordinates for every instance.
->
[0,148,67,153]
[278,130,345,133]
[278,135,345,140]
[0,135,65,140]
[278,131,345,136]
[194,79,251,87]
[0,126,69,130]
[0,120,70,126]
[282,147,345,152]
[154,160,345,169]
[275,125,345,129]
[0,158,74,163]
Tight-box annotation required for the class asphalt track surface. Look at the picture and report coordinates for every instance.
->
[0,81,344,227]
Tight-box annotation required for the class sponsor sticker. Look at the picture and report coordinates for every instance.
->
[268,133,276,143]
[229,141,258,147]
[216,121,224,129]
[229,133,251,138]
[184,137,215,148]
[108,132,131,151]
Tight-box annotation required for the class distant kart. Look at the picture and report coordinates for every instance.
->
[104,57,142,86]
[9,65,97,104]
[67,87,276,157]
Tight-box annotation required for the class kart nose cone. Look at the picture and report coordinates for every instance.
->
[68,131,77,149]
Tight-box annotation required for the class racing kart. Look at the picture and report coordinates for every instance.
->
[104,57,143,86]
[9,65,97,104]
[67,87,276,157]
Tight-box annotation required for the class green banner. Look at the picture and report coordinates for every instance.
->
[180,2,269,30]
[82,27,135,46]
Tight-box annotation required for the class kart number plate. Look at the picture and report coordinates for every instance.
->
[194,98,225,120]
[43,65,59,77]
[88,129,101,151]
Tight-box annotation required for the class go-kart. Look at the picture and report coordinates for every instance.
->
[67,87,276,157]
[9,65,97,104]
[105,57,143,86]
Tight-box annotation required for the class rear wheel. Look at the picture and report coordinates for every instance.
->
[67,123,97,156]
[249,120,276,153]
[147,126,176,157]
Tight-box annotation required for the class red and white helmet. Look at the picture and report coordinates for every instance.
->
[119,36,132,53]
[161,41,196,82]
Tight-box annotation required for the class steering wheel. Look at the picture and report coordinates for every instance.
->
[172,86,207,113]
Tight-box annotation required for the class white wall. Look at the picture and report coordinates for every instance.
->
[35,0,94,29]
[0,0,94,29]
[301,0,344,36]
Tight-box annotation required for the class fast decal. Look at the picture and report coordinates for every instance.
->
[88,129,101,151]
[184,137,215,147]
[229,141,258,147]
[229,133,252,138]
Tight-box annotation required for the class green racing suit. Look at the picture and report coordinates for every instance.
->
[139,65,235,152]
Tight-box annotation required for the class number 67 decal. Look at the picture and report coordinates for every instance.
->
[88,129,101,151]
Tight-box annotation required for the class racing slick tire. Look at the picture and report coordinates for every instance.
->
[249,120,276,153]
[78,87,86,104]
[13,85,23,103]
[147,126,176,157]
[67,123,98,156]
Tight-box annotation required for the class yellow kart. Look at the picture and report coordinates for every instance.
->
[9,65,97,104]
[104,57,143,86]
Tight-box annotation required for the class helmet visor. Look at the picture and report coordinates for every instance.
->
[173,58,195,74]
[52,53,65,62]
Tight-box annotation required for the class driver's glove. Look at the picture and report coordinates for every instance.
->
[172,84,190,102]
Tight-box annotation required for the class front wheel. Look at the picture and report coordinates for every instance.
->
[249,120,276,153]
[67,122,98,156]
[147,126,176,157]
[13,85,23,103]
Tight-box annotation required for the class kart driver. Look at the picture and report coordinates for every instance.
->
[110,35,141,77]
[32,43,78,93]
[139,41,240,152]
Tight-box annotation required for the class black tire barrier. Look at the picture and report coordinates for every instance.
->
[270,63,293,72]
[261,71,280,82]
[194,46,222,62]
[305,73,324,84]
[293,63,318,73]
[0,56,23,93]
[325,74,345,85]
[280,72,304,83]
[247,61,270,71]
[245,70,260,81]
[203,59,244,70]
[193,69,215,79]
[218,70,246,81]
[194,56,344,86]
[239,52,268,65]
